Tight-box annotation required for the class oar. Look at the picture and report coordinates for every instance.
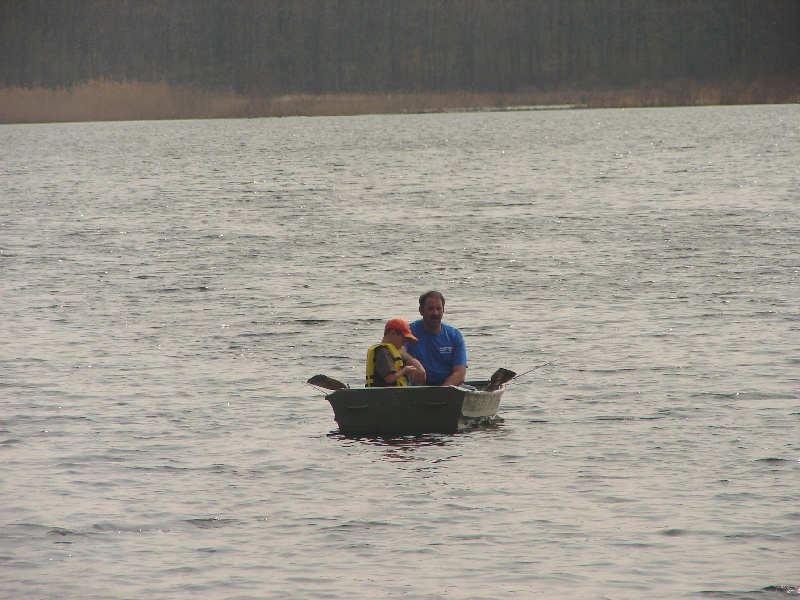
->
[484,367,517,390]
[307,374,349,391]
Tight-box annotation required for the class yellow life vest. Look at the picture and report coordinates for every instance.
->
[365,343,407,387]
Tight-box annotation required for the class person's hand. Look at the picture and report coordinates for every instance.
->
[399,348,427,384]
[408,365,426,384]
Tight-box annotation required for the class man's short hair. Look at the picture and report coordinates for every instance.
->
[419,290,445,309]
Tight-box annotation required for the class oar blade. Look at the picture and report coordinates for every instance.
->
[486,368,516,390]
[307,374,349,391]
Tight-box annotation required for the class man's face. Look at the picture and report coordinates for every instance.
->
[420,297,444,331]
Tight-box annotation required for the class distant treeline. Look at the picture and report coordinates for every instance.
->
[2,0,799,95]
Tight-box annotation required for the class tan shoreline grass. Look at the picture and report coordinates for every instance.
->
[1,78,798,124]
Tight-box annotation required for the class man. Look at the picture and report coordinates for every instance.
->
[406,291,467,386]
[366,318,420,387]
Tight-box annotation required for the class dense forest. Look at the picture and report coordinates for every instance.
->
[2,0,799,95]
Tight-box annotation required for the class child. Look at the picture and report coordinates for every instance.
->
[365,318,419,387]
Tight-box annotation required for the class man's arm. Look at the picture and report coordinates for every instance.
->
[442,327,468,386]
[442,364,467,387]
[399,347,426,384]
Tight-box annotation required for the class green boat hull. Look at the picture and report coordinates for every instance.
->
[326,381,505,435]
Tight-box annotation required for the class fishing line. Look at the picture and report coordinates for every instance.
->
[505,357,562,385]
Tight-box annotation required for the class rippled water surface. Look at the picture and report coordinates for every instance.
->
[1,105,799,599]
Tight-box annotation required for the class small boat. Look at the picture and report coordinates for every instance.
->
[308,369,515,436]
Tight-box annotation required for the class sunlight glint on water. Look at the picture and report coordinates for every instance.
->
[1,105,798,599]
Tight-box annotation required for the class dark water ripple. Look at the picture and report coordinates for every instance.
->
[1,105,798,598]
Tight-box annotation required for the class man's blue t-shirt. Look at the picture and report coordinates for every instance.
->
[407,320,468,385]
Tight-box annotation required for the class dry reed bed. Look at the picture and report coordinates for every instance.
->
[1,78,798,124]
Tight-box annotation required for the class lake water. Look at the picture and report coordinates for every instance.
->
[1,104,798,599]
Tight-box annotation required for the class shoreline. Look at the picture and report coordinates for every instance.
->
[1,78,798,124]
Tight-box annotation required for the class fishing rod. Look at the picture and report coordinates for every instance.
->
[506,357,562,384]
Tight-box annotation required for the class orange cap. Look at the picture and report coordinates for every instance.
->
[384,318,418,344]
